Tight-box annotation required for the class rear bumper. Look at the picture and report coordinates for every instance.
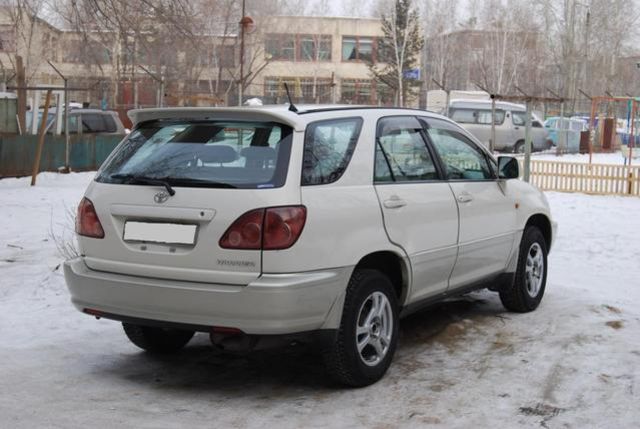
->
[64,258,351,335]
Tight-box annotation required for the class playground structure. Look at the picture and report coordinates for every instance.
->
[479,91,639,196]
[587,96,638,165]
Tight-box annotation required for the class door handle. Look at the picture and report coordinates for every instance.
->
[457,193,473,203]
[383,197,407,209]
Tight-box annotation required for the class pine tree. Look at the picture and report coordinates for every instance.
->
[369,0,423,106]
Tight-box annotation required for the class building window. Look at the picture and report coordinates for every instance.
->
[264,76,333,103]
[300,36,315,60]
[0,27,16,53]
[342,36,376,62]
[217,45,235,68]
[299,35,332,61]
[376,82,394,106]
[340,79,393,105]
[63,40,110,64]
[266,34,331,62]
[341,79,373,104]
[198,45,235,68]
[266,34,295,61]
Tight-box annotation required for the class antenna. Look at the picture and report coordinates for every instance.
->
[283,83,298,113]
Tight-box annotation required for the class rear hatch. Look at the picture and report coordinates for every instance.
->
[79,118,298,286]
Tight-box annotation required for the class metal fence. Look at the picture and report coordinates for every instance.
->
[0,134,123,178]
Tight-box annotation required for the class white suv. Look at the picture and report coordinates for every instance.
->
[64,106,556,387]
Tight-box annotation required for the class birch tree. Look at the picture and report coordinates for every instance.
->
[369,0,423,106]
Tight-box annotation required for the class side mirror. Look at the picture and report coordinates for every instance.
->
[498,156,519,179]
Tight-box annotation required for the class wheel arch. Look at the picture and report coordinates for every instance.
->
[525,213,552,250]
[354,251,410,305]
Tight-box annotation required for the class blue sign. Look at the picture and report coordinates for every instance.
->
[403,69,421,80]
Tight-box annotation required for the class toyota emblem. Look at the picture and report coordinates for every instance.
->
[154,191,170,204]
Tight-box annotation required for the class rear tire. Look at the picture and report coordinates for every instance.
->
[323,269,399,387]
[499,227,548,312]
[514,140,525,153]
[122,323,195,354]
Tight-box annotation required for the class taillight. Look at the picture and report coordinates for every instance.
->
[219,209,264,250]
[263,206,307,250]
[76,197,105,239]
[219,206,306,251]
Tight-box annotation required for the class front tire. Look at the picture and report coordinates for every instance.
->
[323,269,399,387]
[500,227,548,312]
[122,323,195,354]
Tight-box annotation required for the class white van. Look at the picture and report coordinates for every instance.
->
[448,100,551,153]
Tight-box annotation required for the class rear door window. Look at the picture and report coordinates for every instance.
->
[97,120,293,189]
[375,116,438,182]
[302,117,363,185]
[82,113,107,132]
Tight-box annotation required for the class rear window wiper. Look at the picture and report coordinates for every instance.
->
[110,174,176,195]
[159,177,237,189]
[110,174,237,190]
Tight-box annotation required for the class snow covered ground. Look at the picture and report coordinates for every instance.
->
[1,173,639,428]
[528,151,636,165]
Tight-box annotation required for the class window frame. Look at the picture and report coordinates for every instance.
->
[420,117,499,182]
[374,115,445,185]
[450,108,506,125]
[301,116,364,186]
[341,35,378,62]
[266,33,332,62]
[512,111,526,126]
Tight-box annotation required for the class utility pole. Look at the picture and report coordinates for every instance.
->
[581,3,591,91]
[238,0,246,106]
[490,98,496,152]
[16,56,26,134]
[524,100,533,182]
[48,61,70,172]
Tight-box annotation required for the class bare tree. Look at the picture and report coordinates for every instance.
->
[423,0,460,92]
[0,0,50,82]
[473,0,542,95]
[370,0,423,106]
[53,0,198,107]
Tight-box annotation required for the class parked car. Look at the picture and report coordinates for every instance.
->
[448,99,551,153]
[27,108,126,135]
[544,117,588,153]
[64,105,556,387]
[61,109,126,135]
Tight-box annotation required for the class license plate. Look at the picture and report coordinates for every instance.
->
[123,221,197,245]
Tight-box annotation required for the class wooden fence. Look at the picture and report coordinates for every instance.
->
[527,160,640,196]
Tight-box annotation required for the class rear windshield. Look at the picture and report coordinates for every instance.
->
[96,120,293,189]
